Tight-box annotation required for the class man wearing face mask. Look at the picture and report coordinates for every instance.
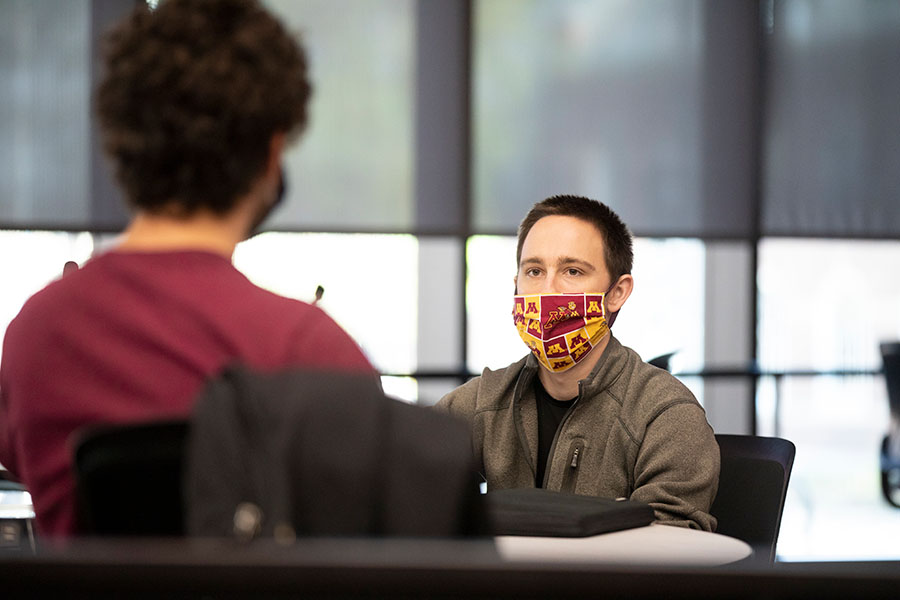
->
[0,0,373,538]
[436,195,719,531]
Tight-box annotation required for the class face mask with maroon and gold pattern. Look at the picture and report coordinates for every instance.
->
[512,292,609,373]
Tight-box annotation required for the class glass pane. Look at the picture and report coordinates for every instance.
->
[758,239,900,561]
[0,230,420,392]
[234,232,418,374]
[758,239,900,371]
[0,231,95,364]
[380,376,418,404]
[465,236,520,373]
[768,375,899,561]
[617,238,706,372]
[0,1,91,227]
[263,0,414,230]
[416,237,464,372]
[473,0,712,235]
[466,235,705,376]
[762,0,900,236]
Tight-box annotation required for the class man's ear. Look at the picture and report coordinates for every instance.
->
[606,274,634,313]
[513,275,518,295]
[266,132,286,178]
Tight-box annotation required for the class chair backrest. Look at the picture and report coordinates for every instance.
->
[880,342,900,507]
[710,434,795,564]
[647,351,677,372]
[72,420,189,536]
[71,368,488,540]
[881,342,900,418]
[185,365,488,540]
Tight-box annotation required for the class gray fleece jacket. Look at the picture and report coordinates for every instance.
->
[435,335,719,531]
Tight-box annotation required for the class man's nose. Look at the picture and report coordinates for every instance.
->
[540,273,560,294]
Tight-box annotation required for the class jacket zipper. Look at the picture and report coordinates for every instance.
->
[561,439,584,494]
[541,380,585,488]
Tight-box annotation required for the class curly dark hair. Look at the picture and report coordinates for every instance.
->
[96,0,311,216]
[517,195,634,281]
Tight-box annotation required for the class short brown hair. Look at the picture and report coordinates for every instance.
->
[516,195,634,281]
[96,0,311,216]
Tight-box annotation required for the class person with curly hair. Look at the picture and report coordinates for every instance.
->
[0,0,373,537]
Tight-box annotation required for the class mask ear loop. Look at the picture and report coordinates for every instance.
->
[605,278,621,327]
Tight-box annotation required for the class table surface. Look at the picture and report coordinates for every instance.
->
[0,489,749,566]
[3,538,900,600]
[496,522,752,566]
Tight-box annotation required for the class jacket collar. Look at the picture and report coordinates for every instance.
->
[520,333,626,400]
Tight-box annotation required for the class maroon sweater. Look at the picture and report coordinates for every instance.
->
[0,250,373,536]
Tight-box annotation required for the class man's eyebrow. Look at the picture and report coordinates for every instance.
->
[519,257,544,267]
[557,256,596,271]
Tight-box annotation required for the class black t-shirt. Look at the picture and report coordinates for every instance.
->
[534,377,577,487]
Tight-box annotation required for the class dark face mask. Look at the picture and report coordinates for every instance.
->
[247,167,286,238]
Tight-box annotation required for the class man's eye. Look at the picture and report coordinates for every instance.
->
[526,268,541,277]
[566,268,581,276]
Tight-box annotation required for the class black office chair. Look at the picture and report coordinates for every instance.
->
[185,365,488,540]
[880,342,900,508]
[711,434,795,564]
[72,419,189,536]
[647,351,677,372]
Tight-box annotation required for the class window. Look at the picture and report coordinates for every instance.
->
[466,235,706,390]
[263,0,415,230]
[472,0,744,237]
[758,239,900,560]
[0,231,94,365]
[234,232,418,376]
